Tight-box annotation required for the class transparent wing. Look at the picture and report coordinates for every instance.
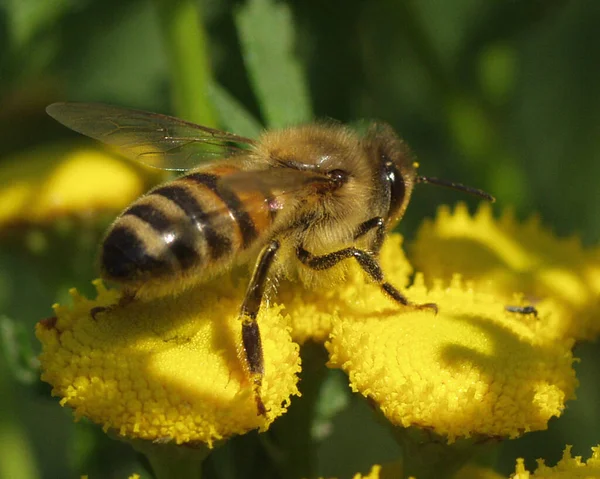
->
[46,102,257,171]
[199,167,331,221]
[219,168,329,195]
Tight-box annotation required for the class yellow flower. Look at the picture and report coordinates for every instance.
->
[36,279,300,447]
[316,465,382,479]
[351,465,381,479]
[80,475,140,479]
[512,445,600,478]
[279,234,413,344]
[316,462,509,479]
[412,202,600,340]
[326,274,577,442]
[0,143,157,229]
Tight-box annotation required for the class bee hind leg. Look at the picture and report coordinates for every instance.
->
[240,239,280,416]
[90,290,136,320]
[296,243,437,314]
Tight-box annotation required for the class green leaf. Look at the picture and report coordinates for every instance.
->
[154,0,217,126]
[0,352,40,479]
[236,0,312,128]
[3,0,73,49]
[209,82,264,138]
[312,370,350,441]
[0,315,39,385]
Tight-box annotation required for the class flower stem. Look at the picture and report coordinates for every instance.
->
[153,0,217,126]
[267,343,329,478]
[0,361,39,479]
[392,427,483,479]
[129,439,209,479]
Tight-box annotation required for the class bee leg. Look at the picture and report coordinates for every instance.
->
[89,290,136,320]
[353,216,386,253]
[240,239,280,416]
[297,245,438,313]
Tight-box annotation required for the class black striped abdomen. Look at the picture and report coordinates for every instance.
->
[101,165,274,285]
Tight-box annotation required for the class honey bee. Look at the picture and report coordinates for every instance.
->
[46,102,495,415]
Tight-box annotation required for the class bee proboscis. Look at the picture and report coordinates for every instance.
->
[46,102,495,415]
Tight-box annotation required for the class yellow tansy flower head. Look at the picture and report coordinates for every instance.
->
[326,275,577,442]
[81,475,140,479]
[0,143,157,229]
[412,202,600,340]
[278,234,413,344]
[36,279,300,447]
[512,445,600,478]
[317,465,382,479]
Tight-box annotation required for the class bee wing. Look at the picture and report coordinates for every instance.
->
[219,168,328,194]
[216,167,330,216]
[46,102,257,171]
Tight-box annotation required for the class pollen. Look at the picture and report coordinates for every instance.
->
[279,233,413,344]
[36,279,300,447]
[326,274,577,442]
[412,202,600,341]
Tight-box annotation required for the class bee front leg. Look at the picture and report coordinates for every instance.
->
[297,245,437,313]
[353,216,386,253]
[240,239,280,416]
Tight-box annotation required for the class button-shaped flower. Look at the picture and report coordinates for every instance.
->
[326,274,577,442]
[316,465,382,479]
[412,202,600,340]
[36,279,300,447]
[512,445,600,478]
[0,143,156,228]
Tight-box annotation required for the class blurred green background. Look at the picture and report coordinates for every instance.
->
[1,0,599,478]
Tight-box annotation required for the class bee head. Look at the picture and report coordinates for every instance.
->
[365,124,418,228]
[366,123,495,229]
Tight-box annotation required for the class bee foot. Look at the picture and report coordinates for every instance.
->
[413,302,438,315]
[255,395,267,417]
[90,306,109,320]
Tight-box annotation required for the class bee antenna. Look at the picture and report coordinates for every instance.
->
[416,176,496,203]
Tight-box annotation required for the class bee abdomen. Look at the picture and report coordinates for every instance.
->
[101,224,174,280]
[101,200,201,280]
[101,167,272,285]
[152,182,233,260]
[184,172,259,248]
[124,203,200,269]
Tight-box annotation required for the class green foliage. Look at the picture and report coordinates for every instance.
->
[0,315,39,385]
[235,0,312,127]
[209,82,263,138]
[0,0,599,478]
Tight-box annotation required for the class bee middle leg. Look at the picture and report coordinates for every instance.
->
[296,244,437,313]
[239,239,280,416]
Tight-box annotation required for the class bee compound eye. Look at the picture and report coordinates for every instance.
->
[327,169,348,186]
